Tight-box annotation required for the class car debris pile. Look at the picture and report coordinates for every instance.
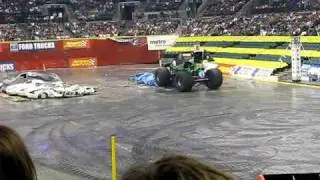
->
[0,72,97,99]
[129,72,157,87]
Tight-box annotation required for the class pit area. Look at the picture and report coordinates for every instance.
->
[1,65,320,180]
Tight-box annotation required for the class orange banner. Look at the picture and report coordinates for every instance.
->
[69,57,97,68]
[63,39,89,49]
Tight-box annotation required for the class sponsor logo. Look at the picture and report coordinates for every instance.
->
[232,66,274,78]
[147,35,178,50]
[69,57,97,68]
[149,40,166,45]
[10,42,55,52]
[63,40,89,49]
[0,62,15,72]
[10,43,19,52]
[131,38,147,47]
[113,37,147,47]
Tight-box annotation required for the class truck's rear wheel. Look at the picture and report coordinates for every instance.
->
[154,67,171,87]
[205,69,223,90]
[174,71,194,92]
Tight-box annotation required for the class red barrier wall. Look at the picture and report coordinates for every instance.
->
[0,38,159,71]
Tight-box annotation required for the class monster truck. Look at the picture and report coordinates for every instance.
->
[155,50,223,92]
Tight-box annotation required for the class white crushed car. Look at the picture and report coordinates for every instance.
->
[0,72,97,99]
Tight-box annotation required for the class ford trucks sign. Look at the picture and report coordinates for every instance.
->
[0,62,15,72]
[10,41,56,52]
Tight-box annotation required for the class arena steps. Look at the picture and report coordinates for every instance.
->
[167,46,320,58]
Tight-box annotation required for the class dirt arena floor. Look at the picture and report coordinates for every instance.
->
[1,65,320,180]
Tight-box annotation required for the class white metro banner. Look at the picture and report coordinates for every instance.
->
[147,35,178,50]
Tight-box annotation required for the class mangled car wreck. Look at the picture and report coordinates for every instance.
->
[0,72,97,99]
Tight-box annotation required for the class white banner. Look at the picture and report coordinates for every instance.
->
[301,64,320,82]
[147,35,178,50]
[254,68,274,77]
[231,65,274,78]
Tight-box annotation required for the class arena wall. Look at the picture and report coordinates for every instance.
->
[0,37,159,72]
[167,36,320,72]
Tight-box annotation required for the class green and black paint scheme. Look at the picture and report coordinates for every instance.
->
[155,50,223,92]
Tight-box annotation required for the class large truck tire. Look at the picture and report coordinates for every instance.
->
[154,67,171,87]
[205,69,223,90]
[174,71,194,92]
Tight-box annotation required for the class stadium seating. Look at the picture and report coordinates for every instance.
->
[145,0,184,12]
[0,0,319,40]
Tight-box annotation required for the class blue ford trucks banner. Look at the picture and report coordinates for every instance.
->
[10,41,56,52]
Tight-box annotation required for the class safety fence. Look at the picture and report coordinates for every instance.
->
[0,37,159,72]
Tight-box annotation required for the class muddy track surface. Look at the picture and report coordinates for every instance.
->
[1,66,320,180]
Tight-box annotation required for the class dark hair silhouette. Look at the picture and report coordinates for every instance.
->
[0,125,37,180]
[122,155,235,180]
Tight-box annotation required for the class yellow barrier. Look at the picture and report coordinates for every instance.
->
[166,46,320,57]
[215,58,288,69]
[218,66,231,74]
[111,136,117,180]
[176,36,320,43]
[176,36,292,43]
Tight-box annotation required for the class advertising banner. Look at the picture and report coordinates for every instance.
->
[113,37,147,47]
[231,66,257,77]
[10,41,55,52]
[0,43,3,52]
[253,68,274,77]
[0,38,159,71]
[0,61,15,72]
[69,57,97,68]
[231,65,274,78]
[301,64,320,82]
[63,39,90,49]
[147,35,178,50]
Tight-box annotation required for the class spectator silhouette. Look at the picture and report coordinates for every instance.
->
[122,155,235,180]
[0,125,37,180]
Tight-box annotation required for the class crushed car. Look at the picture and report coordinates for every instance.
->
[0,71,97,99]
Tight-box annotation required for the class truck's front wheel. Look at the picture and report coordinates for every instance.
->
[205,69,223,90]
[174,71,194,92]
[155,67,171,87]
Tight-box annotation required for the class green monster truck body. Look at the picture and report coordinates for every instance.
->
[155,50,223,92]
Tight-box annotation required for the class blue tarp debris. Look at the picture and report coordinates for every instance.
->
[129,72,157,87]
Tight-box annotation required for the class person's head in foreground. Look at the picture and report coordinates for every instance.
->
[0,125,37,180]
[122,154,235,180]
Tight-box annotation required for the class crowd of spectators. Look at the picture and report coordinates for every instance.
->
[0,24,27,41]
[201,0,249,16]
[65,18,180,36]
[124,18,181,35]
[145,0,183,12]
[0,0,319,41]
[26,22,70,39]
[181,11,320,36]
[252,0,319,14]
[70,0,115,21]
[65,21,120,37]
